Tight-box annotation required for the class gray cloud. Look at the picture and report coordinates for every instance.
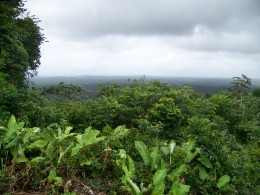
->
[36,0,260,37]
[26,0,260,78]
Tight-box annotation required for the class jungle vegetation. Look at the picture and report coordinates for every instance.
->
[0,1,259,194]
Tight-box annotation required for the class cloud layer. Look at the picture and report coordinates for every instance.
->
[26,0,260,78]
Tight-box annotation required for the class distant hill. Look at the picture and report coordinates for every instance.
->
[31,76,260,98]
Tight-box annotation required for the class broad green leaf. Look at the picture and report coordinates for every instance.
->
[167,164,187,182]
[5,136,22,149]
[170,181,190,195]
[169,141,176,154]
[179,183,191,195]
[70,144,82,157]
[113,126,129,139]
[65,126,73,135]
[160,158,167,170]
[198,155,213,169]
[153,169,167,185]
[82,129,105,145]
[185,148,200,163]
[55,176,63,185]
[32,127,40,133]
[183,138,196,152]
[151,148,160,169]
[7,115,16,130]
[152,180,165,195]
[160,146,170,155]
[58,143,74,164]
[127,178,141,195]
[140,183,150,193]
[128,156,136,179]
[14,156,29,163]
[18,143,25,156]
[135,141,151,166]
[118,149,127,159]
[0,126,7,132]
[4,116,20,144]
[23,131,33,143]
[217,175,230,188]
[76,134,82,142]
[48,168,57,181]
[122,164,129,183]
[30,157,45,165]
[29,140,47,149]
[198,165,209,181]
[80,158,95,166]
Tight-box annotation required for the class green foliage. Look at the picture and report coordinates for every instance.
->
[117,139,203,194]
[0,0,44,87]
[42,82,86,101]
[148,97,183,139]
[0,76,259,193]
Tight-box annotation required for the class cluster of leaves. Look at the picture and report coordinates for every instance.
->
[0,116,108,193]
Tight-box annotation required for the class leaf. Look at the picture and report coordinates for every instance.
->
[48,168,57,182]
[153,169,167,185]
[4,116,20,144]
[167,164,187,182]
[14,156,29,163]
[127,178,141,195]
[70,144,82,157]
[7,115,16,130]
[29,157,45,165]
[65,126,73,135]
[29,140,48,149]
[135,141,151,166]
[179,183,191,195]
[80,158,95,166]
[170,181,190,195]
[185,148,200,163]
[58,142,74,164]
[198,165,209,181]
[151,148,160,169]
[112,125,128,139]
[169,141,176,154]
[23,131,33,143]
[54,176,63,185]
[198,155,213,169]
[160,158,167,170]
[152,180,165,195]
[32,127,40,133]
[0,126,7,132]
[184,138,196,152]
[82,128,105,145]
[160,147,170,155]
[217,175,230,188]
[5,136,22,149]
[118,149,127,159]
[128,156,136,179]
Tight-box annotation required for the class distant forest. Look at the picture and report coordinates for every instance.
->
[31,75,260,98]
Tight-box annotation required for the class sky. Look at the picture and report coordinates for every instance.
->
[26,0,260,78]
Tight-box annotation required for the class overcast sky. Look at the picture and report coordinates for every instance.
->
[26,0,260,78]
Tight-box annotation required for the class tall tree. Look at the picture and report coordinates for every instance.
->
[0,0,45,87]
[231,74,252,107]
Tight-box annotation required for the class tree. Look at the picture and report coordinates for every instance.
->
[0,0,45,87]
[231,74,252,107]
[42,82,86,101]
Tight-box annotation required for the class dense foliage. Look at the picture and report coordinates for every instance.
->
[0,77,259,194]
[0,1,260,194]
